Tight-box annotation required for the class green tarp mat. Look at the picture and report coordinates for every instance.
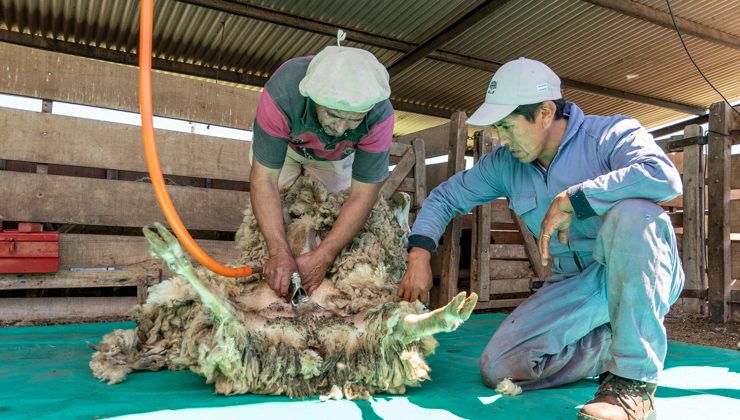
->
[0,313,738,419]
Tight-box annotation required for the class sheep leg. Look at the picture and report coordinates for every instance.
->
[395,291,478,344]
[143,223,235,323]
[390,192,412,234]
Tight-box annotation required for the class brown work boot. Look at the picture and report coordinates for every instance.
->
[577,372,656,420]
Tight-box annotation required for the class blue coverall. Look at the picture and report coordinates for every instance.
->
[409,102,685,389]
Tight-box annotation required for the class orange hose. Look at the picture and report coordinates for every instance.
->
[139,0,256,277]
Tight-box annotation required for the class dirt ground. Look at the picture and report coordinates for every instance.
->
[2,309,739,351]
[664,309,740,351]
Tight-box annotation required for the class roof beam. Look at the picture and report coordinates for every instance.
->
[179,0,412,52]
[178,0,705,115]
[0,29,267,86]
[582,0,740,51]
[649,114,709,138]
[387,0,510,76]
[425,52,706,115]
[0,32,455,119]
[561,79,706,115]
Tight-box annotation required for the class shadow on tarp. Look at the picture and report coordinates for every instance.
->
[0,314,738,419]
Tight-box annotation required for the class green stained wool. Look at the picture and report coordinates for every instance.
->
[144,223,236,323]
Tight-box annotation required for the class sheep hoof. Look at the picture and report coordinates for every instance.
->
[441,291,478,330]
[398,291,478,342]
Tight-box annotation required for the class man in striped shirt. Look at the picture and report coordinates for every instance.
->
[250,46,394,299]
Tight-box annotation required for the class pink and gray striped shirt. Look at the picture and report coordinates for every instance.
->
[252,56,395,184]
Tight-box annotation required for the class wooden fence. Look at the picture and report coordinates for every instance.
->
[0,42,428,322]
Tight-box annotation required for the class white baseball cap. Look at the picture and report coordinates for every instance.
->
[299,46,391,113]
[467,57,562,126]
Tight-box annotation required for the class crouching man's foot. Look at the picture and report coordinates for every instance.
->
[577,372,656,420]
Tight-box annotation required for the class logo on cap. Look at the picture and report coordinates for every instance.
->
[487,80,497,95]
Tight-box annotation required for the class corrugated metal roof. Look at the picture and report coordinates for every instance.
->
[1,0,738,136]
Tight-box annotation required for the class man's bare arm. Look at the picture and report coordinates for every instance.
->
[250,160,297,297]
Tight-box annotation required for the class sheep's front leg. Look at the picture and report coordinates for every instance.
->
[143,223,235,323]
[395,292,478,344]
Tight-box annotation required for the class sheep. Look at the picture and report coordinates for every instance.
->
[89,176,477,400]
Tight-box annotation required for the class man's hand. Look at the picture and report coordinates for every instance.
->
[264,249,298,298]
[539,190,574,267]
[398,248,433,303]
[295,248,334,295]
[298,179,379,294]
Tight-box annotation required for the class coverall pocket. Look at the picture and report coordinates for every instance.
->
[579,216,603,238]
[509,193,537,215]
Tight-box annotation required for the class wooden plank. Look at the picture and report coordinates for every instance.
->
[660,187,717,209]
[0,269,155,290]
[489,277,531,294]
[381,148,416,199]
[59,234,241,272]
[732,154,740,189]
[474,298,527,310]
[665,151,684,173]
[413,137,427,211]
[733,303,740,324]
[733,241,739,279]
[678,124,706,314]
[0,297,138,321]
[490,244,528,260]
[668,211,683,228]
[0,171,247,231]
[732,200,740,232]
[490,199,514,223]
[706,101,733,322]
[436,111,467,308]
[425,162,449,192]
[491,230,525,244]
[490,260,535,279]
[512,211,550,281]
[390,142,412,157]
[659,195,683,208]
[0,108,251,181]
[395,178,416,193]
[395,123,450,158]
[471,131,493,302]
[0,42,258,129]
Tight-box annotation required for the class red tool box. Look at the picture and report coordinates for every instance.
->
[0,220,59,274]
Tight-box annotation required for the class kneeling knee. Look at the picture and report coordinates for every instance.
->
[605,199,663,225]
[479,353,514,389]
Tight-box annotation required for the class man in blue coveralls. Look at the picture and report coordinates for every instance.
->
[398,57,684,420]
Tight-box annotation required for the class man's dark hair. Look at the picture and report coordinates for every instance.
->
[510,98,566,122]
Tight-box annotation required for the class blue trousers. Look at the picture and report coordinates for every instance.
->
[479,199,685,390]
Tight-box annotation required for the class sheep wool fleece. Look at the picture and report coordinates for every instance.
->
[409,102,685,389]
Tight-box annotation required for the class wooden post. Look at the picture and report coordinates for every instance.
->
[412,137,429,303]
[380,146,415,199]
[678,124,706,314]
[436,111,467,308]
[412,137,427,211]
[706,102,733,322]
[512,212,550,283]
[471,131,492,302]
